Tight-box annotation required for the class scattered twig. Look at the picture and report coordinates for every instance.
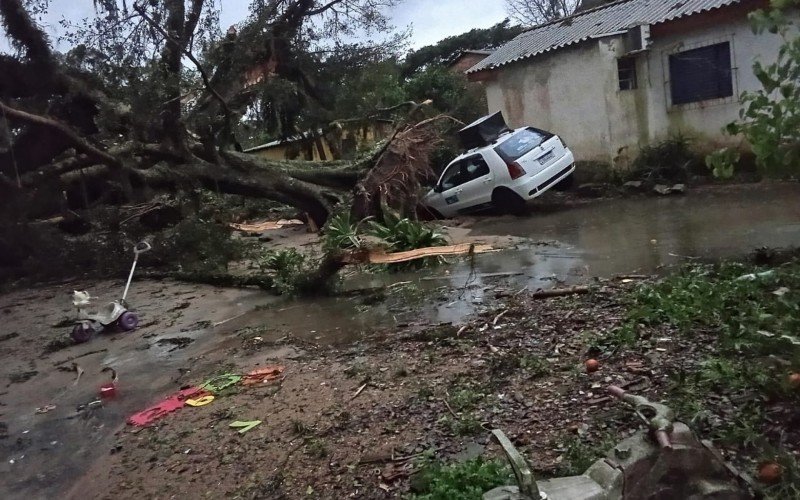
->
[352,383,368,400]
[668,252,700,260]
[531,286,590,299]
[456,325,468,336]
[213,312,249,327]
[442,398,458,418]
[492,310,507,326]
[72,363,84,386]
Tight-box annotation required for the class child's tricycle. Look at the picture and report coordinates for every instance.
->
[70,241,151,343]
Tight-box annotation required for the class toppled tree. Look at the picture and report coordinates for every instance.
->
[0,0,441,232]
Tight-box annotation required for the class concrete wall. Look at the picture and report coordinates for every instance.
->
[484,43,614,161]
[482,5,792,170]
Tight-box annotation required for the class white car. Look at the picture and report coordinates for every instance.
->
[423,115,575,217]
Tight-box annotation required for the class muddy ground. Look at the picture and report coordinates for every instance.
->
[1,182,800,499]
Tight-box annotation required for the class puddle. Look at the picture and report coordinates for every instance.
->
[468,183,800,279]
[225,183,800,341]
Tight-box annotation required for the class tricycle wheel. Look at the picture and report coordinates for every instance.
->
[71,324,95,343]
[117,312,139,331]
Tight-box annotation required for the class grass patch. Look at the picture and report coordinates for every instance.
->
[612,260,800,495]
[409,457,512,500]
[556,432,617,477]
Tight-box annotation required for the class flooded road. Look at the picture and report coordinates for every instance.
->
[468,182,800,279]
[1,182,799,498]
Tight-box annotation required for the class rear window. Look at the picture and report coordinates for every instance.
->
[494,128,551,161]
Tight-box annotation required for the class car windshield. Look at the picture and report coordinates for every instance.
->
[494,128,550,161]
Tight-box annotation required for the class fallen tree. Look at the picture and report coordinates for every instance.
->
[0,0,436,229]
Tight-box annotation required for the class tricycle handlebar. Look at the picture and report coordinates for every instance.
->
[608,385,675,449]
[134,241,152,255]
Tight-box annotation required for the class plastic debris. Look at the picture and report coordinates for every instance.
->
[99,366,119,398]
[229,420,261,434]
[35,404,56,414]
[737,270,775,281]
[242,366,284,386]
[200,373,241,393]
[127,398,184,427]
[186,395,215,407]
[127,386,208,426]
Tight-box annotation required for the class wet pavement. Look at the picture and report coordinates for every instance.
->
[1,182,799,498]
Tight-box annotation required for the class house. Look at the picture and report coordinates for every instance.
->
[466,0,792,172]
[447,50,493,74]
[244,120,393,161]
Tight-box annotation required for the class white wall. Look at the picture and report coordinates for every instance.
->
[484,43,614,162]
[483,11,792,169]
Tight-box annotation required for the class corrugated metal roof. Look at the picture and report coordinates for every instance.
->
[467,0,743,73]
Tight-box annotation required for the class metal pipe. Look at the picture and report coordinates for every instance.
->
[122,255,138,302]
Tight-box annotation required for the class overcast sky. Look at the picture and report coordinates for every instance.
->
[0,0,510,53]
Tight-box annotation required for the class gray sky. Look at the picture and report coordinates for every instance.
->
[1,0,510,53]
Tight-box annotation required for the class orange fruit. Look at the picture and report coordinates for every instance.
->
[585,359,600,373]
[789,373,800,389]
[758,462,783,484]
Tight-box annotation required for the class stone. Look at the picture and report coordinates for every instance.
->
[622,180,643,191]
[653,184,672,195]
[577,183,606,198]
[670,183,687,194]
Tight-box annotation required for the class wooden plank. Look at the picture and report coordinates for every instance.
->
[366,243,493,264]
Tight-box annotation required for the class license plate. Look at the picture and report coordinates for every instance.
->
[538,151,555,164]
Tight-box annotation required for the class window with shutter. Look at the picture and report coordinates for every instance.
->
[669,42,733,105]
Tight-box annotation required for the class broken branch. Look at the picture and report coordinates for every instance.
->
[0,100,120,168]
[530,286,590,299]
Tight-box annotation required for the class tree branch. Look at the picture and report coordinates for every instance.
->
[0,100,120,168]
[134,2,234,137]
[306,0,347,16]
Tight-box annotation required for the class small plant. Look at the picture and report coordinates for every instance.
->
[441,414,483,436]
[409,457,512,500]
[448,387,484,412]
[557,432,617,476]
[416,385,434,400]
[258,249,338,296]
[291,419,310,435]
[322,212,368,251]
[369,213,447,253]
[489,352,550,378]
[629,134,702,183]
[304,438,328,458]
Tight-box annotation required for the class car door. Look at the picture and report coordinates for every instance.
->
[438,154,494,213]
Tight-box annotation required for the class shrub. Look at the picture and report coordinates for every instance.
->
[629,135,704,183]
[410,457,511,500]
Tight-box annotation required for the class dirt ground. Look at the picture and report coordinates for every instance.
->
[70,284,649,499]
[2,274,718,499]
[3,183,800,499]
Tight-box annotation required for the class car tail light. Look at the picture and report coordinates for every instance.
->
[506,161,526,180]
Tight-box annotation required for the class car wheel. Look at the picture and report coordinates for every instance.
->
[492,188,526,215]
